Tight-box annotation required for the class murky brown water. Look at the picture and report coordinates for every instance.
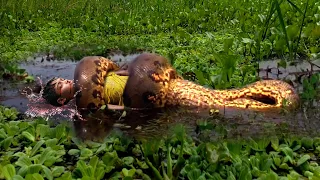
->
[0,55,319,141]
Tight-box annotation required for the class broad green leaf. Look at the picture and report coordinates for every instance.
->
[297,154,310,166]
[45,138,58,148]
[52,166,65,177]
[80,148,93,159]
[301,137,314,149]
[2,136,13,150]
[89,156,99,171]
[28,164,42,174]
[41,165,53,180]
[30,140,45,157]
[12,175,24,180]
[55,172,72,180]
[3,164,16,179]
[0,129,8,139]
[187,168,202,180]
[96,167,106,180]
[122,157,134,166]
[102,151,119,166]
[68,149,80,156]
[22,131,35,142]
[16,156,32,167]
[25,173,44,180]
[39,148,55,165]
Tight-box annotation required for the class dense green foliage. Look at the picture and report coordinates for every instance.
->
[1,106,320,180]
[1,0,320,179]
[1,0,319,88]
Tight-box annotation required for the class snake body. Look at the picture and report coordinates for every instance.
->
[74,56,120,111]
[74,54,299,112]
[123,53,299,111]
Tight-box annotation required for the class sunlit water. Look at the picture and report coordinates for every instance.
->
[0,54,320,142]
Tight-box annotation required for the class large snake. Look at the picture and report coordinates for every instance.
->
[74,54,299,113]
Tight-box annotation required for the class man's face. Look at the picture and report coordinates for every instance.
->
[52,78,74,104]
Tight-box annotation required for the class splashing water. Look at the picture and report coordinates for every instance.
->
[22,77,82,120]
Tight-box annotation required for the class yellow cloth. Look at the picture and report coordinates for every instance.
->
[104,72,128,106]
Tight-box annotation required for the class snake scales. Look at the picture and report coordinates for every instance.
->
[74,54,299,112]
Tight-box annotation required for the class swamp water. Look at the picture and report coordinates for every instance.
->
[0,54,319,141]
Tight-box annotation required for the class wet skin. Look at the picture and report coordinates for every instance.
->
[52,78,75,105]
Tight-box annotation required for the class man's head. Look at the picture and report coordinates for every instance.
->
[42,77,75,106]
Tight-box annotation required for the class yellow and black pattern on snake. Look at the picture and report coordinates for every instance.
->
[123,53,299,111]
[123,53,182,108]
[74,56,121,111]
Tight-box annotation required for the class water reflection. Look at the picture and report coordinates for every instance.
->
[70,105,320,142]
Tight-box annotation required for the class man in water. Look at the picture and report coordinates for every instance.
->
[42,56,129,111]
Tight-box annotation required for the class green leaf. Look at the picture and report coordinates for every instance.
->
[89,156,99,171]
[68,149,80,156]
[52,166,65,177]
[12,175,25,180]
[2,136,13,150]
[122,157,134,166]
[28,164,42,174]
[30,140,45,157]
[55,172,72,180]
[102,151,118,166]
[3,164,16,179]
[297,154,310,166]
[41,165,53,180]
[187,168,202,180]
[22,131,35,142]
[16,156,32,167]
[301,137,313,149]
[25,173,44,180]
[80,148,93,159]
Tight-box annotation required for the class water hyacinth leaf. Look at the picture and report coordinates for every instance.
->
[41,165,53,180]
[25,173,44,180]
[45,138,58,148]
[3,164,16,179]
[28,164,42,174]
[239,165,252,180]
[80,148,93,159]
[30,140,45,157]
[96,167,106,180]
[271,137,280,151]
[122,157,134,166]
[102,151,118,167]
[297,154,310,167]
[52,166,65,177]
[68,149,80,156]
[55,172,72,180]
[22,131,35,142]
[280,147,293,160]
[301,137,314,149]
[89,156,99,172]
[187,168,202,180]
[122,168,136,177]
[16,156,32,167]
[2,136,13,150]
[54,124,66,140]
[0,129,8,139]
[36,124,50,138]
[12,175,24,180]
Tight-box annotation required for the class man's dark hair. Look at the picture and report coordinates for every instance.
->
[42,77,65,106]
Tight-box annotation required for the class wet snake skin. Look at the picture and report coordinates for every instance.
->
[123,53,299,111]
